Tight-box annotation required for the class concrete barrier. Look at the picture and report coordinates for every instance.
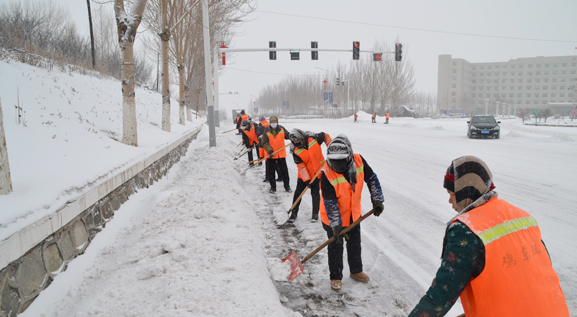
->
[0,125,203,316]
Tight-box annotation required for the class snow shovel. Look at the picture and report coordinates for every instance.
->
[237,140,244,147]
[282,209,375,281]
[222,128,237,134]
[241,143,290,175]
[286,161,326,215]
[234,146,254,160]
[233,146,247,160]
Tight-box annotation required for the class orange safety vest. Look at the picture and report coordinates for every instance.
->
[372,113,376,118]
[242,124,259,146]
[454,198,569,317]
[240,113,249,125]
[386,113,389,119]
[354,114,358,118]
[320,154,364,227]
[265,128,287,159]
[261,120,270,128]
[294,137,325,181]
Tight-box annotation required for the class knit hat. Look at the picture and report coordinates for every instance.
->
[290,128,307,148]
[269,116,278,123]
[444,156,495,212]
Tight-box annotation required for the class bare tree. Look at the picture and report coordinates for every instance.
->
[114,0,148,147]
[0,99,12,195]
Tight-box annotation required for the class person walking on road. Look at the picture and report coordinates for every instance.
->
[385,112,389,124]
[320,134,385,292]
[408,155,570,317]
[261,116,291,193]
[354,113,358,123]
[371,113,376,123]
[288,128,332,223]
[240,120,259,165]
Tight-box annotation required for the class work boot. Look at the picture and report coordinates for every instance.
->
[350,272,370,283]
[330,280,342,291]
[263,178,268,182]
[285,187,292,193]
[311,213,319,222]
[269,188,276,194]
[288,212,297,223]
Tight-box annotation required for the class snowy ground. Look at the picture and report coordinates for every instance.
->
[2,58,576,316]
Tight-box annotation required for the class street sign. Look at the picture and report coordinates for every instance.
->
[324,92,333,103]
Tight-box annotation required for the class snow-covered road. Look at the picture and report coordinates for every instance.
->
[21,115,577,317]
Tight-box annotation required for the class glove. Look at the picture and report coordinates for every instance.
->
[372,201,384,217]
[332,225,350,244]
[307,180,316,189]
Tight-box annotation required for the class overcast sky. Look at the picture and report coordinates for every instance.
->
[5,0,577,113]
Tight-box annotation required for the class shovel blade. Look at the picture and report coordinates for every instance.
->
[282,251,304,280]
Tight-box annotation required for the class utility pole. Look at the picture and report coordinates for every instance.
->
[202,0,216,147]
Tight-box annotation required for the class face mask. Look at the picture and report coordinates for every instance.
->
[271,123,278,128]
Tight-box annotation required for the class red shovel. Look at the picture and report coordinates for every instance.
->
[282,209,375,280]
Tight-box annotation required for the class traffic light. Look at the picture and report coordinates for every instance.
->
[311,41,318,60]
[395,43,402,62]
[336,77,340,86]
[373,53,382,61]
[269,41,276,60]
[353,41,360,60]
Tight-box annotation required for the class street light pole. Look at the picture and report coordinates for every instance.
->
[202,0,215,147]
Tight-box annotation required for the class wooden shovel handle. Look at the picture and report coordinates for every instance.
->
[250,143,290,166]
[287,161,327,214]
[301,209,375,264]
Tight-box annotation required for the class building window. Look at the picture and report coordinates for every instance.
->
[453,62,457,66]
[534,100,539,104]
[479,87,484,91]
[543,93,548,97]
[494,93,499,97]
[452,77,457,81]
[527,79,532,83]
[487,86,491,91]
[480,73,484,77]
[536,64,541,68]
[518,71,523,76]
[553,78,558,83]
[472,79,477,84]
[570,93,574,97]
[495,72,499,76]
[527,71,532,76]
[472,73,476,77]
[451,92,457,96]
[452,84,457,88]
[511,65,516,69]
[553,63,558,68]
[517,100,522,104]
[495,65,500,69]
[503,65,508,69]
[526,94,531,98]
[535,86,540,90]
[527,86,532,90]
[544,71,550,75]
[502,79,507,83]
[472,66,477,70]
[545,64,550,68]
[452,69,457,74]
[451,99,456,103]
[561,78,566,82]
[553,71,558,75]
[571,70,576,75]
[528,64,533,68]
[519,64,524,68]
[552,86,557,90]
[472,87,476,91]
[510,79,515,83]
[488,72,492,76]
[536,71,541,75]
[510,86,515,90]
[518,79,523,83]
[511,72,515,76]
[562,63,568,67]
[561,70,566,75]
[486,93,491,97]
[544,78,549,83]
[517,93,522,97]
[551,93,556,97]
[536,79,541,83]
[502,86,506,90]
[501,93,506,97]
[542,100,548,104]
[534,93,539,97]
[488,65,492,69]
[560,93,565,97]
[480,66,484,70]
[571,63,576,67]
[472,93,476,98]
[518,86,523,90]
[509,93,514,97]
[543,86,548,90]
[561,85,566,90]
[571,78,576,82]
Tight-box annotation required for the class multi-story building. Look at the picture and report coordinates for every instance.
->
[437,54,577,116]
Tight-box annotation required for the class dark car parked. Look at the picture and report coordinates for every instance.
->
[467,115,501,139]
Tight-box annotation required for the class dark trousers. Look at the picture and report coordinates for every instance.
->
[322,220,363,280]
[372,117,376,123]
[291,178,320,216]
[267,158,289,190]
[246,147,254,164]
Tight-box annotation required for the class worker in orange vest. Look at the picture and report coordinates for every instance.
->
[353,113,358,123]
[320,134,385,291]
[288,128,332,223]
[240,120,259,165]
[236,110,249,134]
[385,112,389,124]
[371,112,376,123]
[261,116,291,193]
[408,156,569,317]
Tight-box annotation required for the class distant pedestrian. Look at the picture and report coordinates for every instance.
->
[240,120,259,165]
[385,112,389,124]
[408,155,570,317]
[288,128,332,223]
[371,113,376,123]
[354,113,358,122]
[320,134,385,292]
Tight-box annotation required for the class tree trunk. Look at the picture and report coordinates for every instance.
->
[86,0,96,68]
[160,0,171,132]
[120,43,138,146]
[178,64,185,125]
[115,0,147,147]
[0,99,13,195]
[185,84,192,122]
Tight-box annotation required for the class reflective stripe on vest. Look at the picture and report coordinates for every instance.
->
[320,154,364,227]
[454,198,569,317]
[294,138,325,181]
[265,129,287,159]
[261,120,270,127]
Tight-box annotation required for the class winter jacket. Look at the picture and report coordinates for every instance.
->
[291,132,331,182]
[320,154,384,228]
[241,122,259,147]
[261,125,290,159]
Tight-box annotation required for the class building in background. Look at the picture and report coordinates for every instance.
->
[437,54,577,117]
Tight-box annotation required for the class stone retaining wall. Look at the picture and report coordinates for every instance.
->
[0,126,203,317]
